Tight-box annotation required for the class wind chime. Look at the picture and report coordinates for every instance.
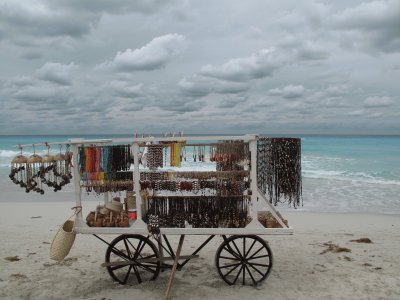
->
[26,145,44,194]
[45,144,72,192]
[10,143,72,194]
[9,146,28,190]
[40,143,55,188]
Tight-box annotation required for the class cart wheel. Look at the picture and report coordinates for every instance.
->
[215,235,273,286]
[105,234,161,285]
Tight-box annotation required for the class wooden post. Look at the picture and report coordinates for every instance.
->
[164,235,185,300]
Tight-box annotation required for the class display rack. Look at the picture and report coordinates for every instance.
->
[12,134,301,297]
[67,134,293,235]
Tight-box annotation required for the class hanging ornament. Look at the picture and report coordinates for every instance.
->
[53,145,69,192]
[64,144,73,181]
[40,144,55,189]
[9,146,28,190]
[26,146,43,194]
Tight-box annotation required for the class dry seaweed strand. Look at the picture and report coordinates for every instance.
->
[320,242,351,254]
[350,237,373,243]
[257,137,302,208]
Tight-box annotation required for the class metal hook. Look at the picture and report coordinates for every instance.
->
[44,142,50,154]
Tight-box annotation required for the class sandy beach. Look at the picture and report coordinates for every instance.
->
[1,201,399,300]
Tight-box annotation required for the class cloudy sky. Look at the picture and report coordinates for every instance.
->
[0,0,399,135]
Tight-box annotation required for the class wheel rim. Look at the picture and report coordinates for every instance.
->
[105,234,161,285]
[215,235,273,286]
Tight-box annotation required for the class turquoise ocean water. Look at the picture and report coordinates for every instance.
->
[0,134,399,214]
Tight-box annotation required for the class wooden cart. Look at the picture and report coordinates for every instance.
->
[17,134,298,299]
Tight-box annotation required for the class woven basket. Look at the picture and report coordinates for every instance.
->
[50,218,76,261]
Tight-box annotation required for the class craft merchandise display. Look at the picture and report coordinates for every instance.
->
[77,138,302,231]
[8,134,302,293]
[86,198,130,228]
[9,144,72,194]
[258,211,289,228]
[146,195,251,233]
[257,137,302,207]
[214,141,249,171]
[50,212,77,261]
[78,145,132,192]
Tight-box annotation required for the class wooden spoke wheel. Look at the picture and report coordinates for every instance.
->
[105,234,161,285]
[215,235,273,286]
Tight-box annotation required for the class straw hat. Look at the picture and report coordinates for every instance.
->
[105,200,123,212]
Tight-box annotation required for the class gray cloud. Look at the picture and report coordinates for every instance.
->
[179,75,248,98]
[199,48,288,82]
[108,81,145,98]
[0,1,399,135]
[364,96,394,107]
[36,62,78,86]
[155,95,205,113]
[269,85,306,99]
[0,1,95,42]
[181,44,329,100]
[98,34,187,72]
[48,0,175,15]
[12,84,71,106]
[20,52,43,60]
[0,0,178,47]
[217,95,248,108]
[333,0,400,53]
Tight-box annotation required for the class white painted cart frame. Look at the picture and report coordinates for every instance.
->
[67,134,293,236]
[16,134,294,298]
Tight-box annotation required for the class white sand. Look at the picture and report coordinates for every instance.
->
[1,201,400,300]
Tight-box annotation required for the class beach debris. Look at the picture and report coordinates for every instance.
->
[4,256,21,262]
[350,237,372,243]
[10,273,27,279]
[314,264,327,272]
[343,256,353,261]
[374,267,382,270]
[58,257,78,266]
[31,216,42,219]
[42,241,50,244]
[320,242,351,254]
[363,263,372,267]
